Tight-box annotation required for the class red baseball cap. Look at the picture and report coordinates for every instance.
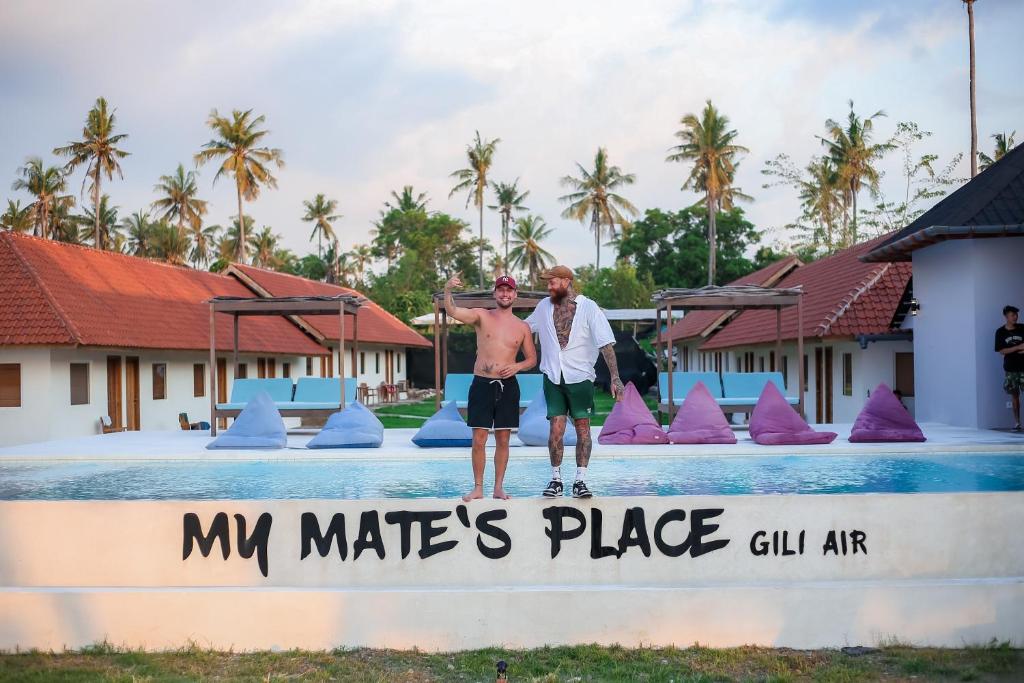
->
[494,275,517,290]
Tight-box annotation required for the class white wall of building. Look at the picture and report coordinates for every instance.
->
[320,342,408,389]
[913,237,1024,429]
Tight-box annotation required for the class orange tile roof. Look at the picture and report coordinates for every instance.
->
[228,264,432,349]
[0,232,327,355]
[660,256,802,342]
[700,234,912,350]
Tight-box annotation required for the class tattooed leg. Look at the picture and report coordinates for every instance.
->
[548,415,566,467]
[573,418,592,467]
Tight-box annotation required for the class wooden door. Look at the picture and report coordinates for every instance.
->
[106,356,123,429]
[385,350,394,384]
[217,358,228,429]
[814,347,834,424]
[125,357,140,430]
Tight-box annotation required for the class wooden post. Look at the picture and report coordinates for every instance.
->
[666,302,675,421]
[353,306,360,380]
[441,310,449,388]
[797,295,805,418]
[433,300,441,411]
[655,304,663,425]
[232,314,239,376]
[339,301,346,406]
[775,306,783,377]
[209,303,217,436]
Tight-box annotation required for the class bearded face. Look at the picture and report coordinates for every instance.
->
[547,277,571,303]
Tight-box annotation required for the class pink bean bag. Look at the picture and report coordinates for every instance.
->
[749,382,837,445]
[667,381,737,444]
[598,382,668,445]
[848,383,926,442]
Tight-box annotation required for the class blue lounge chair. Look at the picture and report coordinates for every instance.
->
[291,377,358,410]
[657,371,721,422]
[719,372,798,414]
[443,373,475,409]
[216,378,294,411]
[215,377,359,421]
[517,373,544,408]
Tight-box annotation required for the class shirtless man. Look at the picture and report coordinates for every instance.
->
[444,273,537,501]
[525,265,623,499]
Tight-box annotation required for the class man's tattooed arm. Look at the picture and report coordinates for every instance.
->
[600,343,624,399]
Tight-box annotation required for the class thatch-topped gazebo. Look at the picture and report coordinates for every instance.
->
[653,285,805,418]
[430,289,548,410]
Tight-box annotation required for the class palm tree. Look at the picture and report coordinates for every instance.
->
[559,147,638,270]
[509,215,555,286]
[799,157,845,252]
[11,157,71,239]
[74,194,120,250]
[1,200,33,232]
[385,185,429,213]
[488,179,529,267]
[121,210,152,256]
[150,220,190,265]
[964,0,978,177]
[194,109,284,262]
[449,131,500,287]
[979,131,1017,170]
[152,164,208,238]
[820,101,890,246]
[302,193,340,259]
[667,100,750,285]
[248,225,282,269]
[215,215,252,262]
[351,243,373,284]
[53,97,130,249]
[189,224,221,268]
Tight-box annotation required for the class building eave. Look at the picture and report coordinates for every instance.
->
[861,224,1024,262]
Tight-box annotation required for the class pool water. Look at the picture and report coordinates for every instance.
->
[1,454,1023,500]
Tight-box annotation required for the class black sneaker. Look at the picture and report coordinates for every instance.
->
[572,480,593,498]
[542,479,564,497]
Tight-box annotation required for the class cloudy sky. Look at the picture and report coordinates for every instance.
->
[1,0,1021,271]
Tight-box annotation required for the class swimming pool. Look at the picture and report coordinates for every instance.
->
[2,453,1022,499]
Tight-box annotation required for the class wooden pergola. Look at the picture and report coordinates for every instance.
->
[430,289,548,410]
[207,294,364,434]
[653,285,805,419]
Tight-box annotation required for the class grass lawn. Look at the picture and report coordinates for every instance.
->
[3,642,1022,681]
[373,390,664,429]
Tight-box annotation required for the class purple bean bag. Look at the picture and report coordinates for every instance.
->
[848,383,926,442]
[667,381,737,444]
[749,382,837,445]
[597,382,668,445]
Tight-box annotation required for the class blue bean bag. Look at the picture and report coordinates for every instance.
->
[411,401,473,447]
[517,389,577,447]
[307,401,384,449]
[207,391,287,450]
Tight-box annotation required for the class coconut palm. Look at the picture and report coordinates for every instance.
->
[53,97,130,249]
[667,100,751,285]
[964,0,978,177]
[11,157,72,239]
[152,164,208,239]
[0,200,33,232]
[189,223,221,268]
[799,157,845,252]
[215,215,252,262]
[385,185,429,213]
[559,147,637,270]
[351,243,373,284]
[449,131,500,287]
[488,179,529,267]
[248,225,282,269]
[194,109,284,262]
[74,194,120,250]
[302,193,341,259]
[509,215,555,286]
[979,131,1017,170]
[120,210,153,256]
[149,220,190,265]
[820,101,891,246]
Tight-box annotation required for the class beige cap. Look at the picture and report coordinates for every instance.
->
[539,265,575,281]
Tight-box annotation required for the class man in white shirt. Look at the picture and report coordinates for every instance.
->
[525,265,624,498]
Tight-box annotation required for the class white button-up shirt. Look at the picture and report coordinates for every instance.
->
[525,294,616,385]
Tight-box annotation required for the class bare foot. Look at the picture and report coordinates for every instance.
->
[462,485,484,502]
[492,487,511,500]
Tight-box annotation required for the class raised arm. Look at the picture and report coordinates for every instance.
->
[443,274,481,326]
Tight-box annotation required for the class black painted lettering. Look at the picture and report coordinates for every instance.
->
[840,530,848,555]
[354,510,385,560]
[822,530,838,555]
[851,530,867,554]
[799,529,805,554]
[653,509,689,557]
[417,511,457,559]
[183,512,230,562]
[384,511,416,559]
[616,507,651,558]
[234,512,272,578]
[542,506,586,558]
[590,509,621,559]
[475,509,512,559]
[300,512,347,561]
[781,530,796,556]
[688,508,730,558]
[750,530,769,556]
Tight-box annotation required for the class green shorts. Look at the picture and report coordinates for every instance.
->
[543,374,595,420]
[1005,371,1024,394]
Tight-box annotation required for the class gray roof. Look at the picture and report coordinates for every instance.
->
[862,142,1024,262]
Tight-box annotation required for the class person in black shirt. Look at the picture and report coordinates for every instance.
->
[995,305,1024,431]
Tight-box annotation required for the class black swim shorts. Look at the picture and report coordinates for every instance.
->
[467,375,520,430]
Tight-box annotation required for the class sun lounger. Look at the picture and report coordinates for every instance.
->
[658,371,721,419]
[719,372,798,415]
[215,377,356,420]
[216,378,294,411]
[516,373,543,408]
[442,373,475,409]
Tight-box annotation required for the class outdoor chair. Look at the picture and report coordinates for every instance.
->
[719,372,797,416]
[99,415,126,434]
[216,378,295,411]
[658,371,721,420]
[442,373,475,410]
[289,377,358,410]
[516,373,544,408]
[178,412,210,431]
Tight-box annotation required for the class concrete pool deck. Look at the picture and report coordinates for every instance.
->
[0,422,1022,461]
